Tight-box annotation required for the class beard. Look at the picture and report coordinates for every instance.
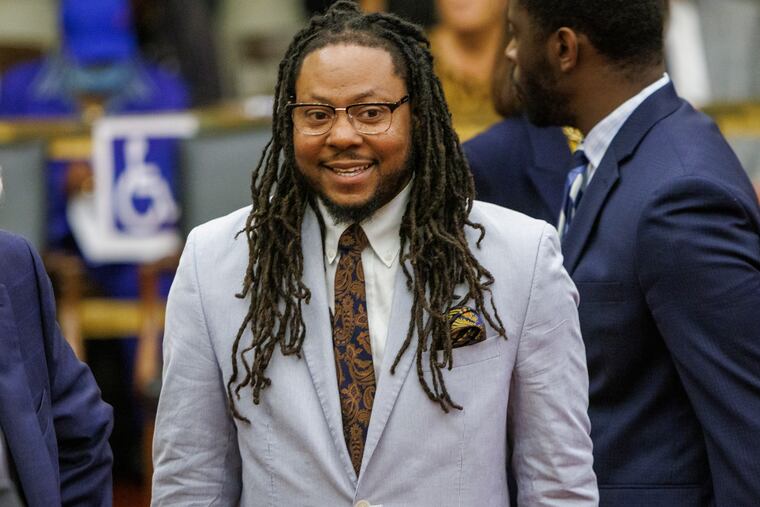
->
[512,55,575,128]
[299,149,414,225]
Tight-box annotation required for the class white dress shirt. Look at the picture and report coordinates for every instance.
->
[318,181,412,383]
[582,73,671,184]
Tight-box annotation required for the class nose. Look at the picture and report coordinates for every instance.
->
[326,110,362,149]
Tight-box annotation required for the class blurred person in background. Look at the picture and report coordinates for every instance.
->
[0,173,113,507]
[0,0,188,120]
[429,0,507,141]
[464,3,576,225]
[133,0,223,106]
[0,0,188,483]
[304,0,436,26]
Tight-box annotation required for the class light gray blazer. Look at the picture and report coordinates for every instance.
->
[152,202,598,506]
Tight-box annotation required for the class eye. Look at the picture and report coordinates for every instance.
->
[302,107,332,123]
[352,105,388,123]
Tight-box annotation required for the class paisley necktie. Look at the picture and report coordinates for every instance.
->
[332,223,376,475]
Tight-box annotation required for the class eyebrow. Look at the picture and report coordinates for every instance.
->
[306,90,384,104]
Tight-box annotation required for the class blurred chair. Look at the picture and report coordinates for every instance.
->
[179,124,272,233]
[217,0,304,96]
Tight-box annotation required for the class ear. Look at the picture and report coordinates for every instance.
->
[548,27,580,73]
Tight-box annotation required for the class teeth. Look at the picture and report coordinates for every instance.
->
[330,163,371,175]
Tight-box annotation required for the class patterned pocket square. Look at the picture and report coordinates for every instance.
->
[447,305,486,348]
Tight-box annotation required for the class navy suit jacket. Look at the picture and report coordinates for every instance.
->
[563,83,760,506]
[0,231,113,506]
[463,116,572,225]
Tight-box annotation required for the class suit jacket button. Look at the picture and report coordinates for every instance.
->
[355,500,371,507]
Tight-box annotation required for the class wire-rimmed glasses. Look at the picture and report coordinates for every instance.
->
[288,95,409,136]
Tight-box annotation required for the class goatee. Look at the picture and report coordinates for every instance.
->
[299,149,414,225]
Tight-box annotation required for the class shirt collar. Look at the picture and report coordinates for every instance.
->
[581,73,671,171]
[320,180,412,268]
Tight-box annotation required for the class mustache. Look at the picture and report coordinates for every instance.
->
[321,151,372,163]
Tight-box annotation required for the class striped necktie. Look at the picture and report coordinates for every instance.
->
[557,149,589,241]
[332,224,376,476]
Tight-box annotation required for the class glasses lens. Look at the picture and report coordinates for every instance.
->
[292,105,334,135]
[348,104,392,134]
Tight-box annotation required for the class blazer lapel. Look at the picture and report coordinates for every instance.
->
[562,152,620,274]
[525,121,573,220]
[562,82,683,274]
[298,207,359,485]
[359,261,416,477]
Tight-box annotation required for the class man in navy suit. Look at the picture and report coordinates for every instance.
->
[0,223,113,505]
[506,0,760,505]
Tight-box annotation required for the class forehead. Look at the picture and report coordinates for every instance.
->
[295,44,407,102]
[507,0,543,42]
[507,0,529,25]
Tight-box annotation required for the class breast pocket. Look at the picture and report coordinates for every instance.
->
[422,334,503,372]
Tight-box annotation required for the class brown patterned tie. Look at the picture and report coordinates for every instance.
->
[332,224,376,476]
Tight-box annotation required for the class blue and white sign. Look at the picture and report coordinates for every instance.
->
[69,113,199,263]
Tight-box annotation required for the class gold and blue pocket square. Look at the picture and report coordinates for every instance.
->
[447,305,486,348]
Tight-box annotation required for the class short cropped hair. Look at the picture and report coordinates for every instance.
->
[517,0,666,73]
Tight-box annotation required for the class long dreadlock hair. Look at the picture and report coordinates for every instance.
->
[229,0,506,422]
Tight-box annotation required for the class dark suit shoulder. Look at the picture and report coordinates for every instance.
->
[634,102,754,201]
[464,117,570,223]
[0,230,36,283]
[463,118,534,210]
[463,117,530,166]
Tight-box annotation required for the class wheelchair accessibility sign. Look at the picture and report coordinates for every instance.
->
[112,135,180,235]
[69,113,198,263]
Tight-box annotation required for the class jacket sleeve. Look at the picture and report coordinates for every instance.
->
[636,176,760,505]
[508,224,598,506]
[27,239,114,506]
[151,230,242,506]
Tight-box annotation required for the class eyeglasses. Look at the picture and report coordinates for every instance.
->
[287,95,409,136]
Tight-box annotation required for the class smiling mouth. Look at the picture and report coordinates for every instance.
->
[323,162,374,176]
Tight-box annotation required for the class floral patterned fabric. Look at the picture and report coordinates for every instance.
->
[332,224,376,476]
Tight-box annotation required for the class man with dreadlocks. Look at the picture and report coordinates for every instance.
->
[152,2,597,505]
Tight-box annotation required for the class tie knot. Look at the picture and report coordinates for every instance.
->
[338,224,368,255]
[570,148,589,170]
